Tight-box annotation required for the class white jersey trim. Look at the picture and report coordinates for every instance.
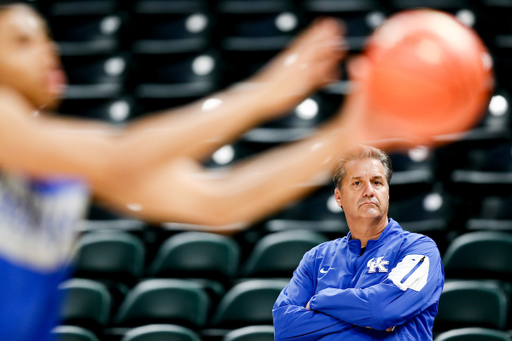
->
[388,255,430,292]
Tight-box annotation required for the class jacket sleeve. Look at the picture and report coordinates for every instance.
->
[308,238,445,331]
[273,246,353,341]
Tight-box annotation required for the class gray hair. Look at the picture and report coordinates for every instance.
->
[332,145,392,189]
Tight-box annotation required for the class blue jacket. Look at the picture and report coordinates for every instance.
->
[273,218,444,341]
[0,175,88,341]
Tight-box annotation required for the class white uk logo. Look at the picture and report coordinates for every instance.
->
[367,257,389,273]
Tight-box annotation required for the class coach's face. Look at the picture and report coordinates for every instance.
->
[0,5,65,110]
[334,158,389,222]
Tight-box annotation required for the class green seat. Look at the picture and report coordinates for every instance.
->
[114,279,209,328]
[443,232,512,281]
[121,324,201,341]
[436,280,509,331]
[241,231,328,278]
[435,327,512,341]
[59,279,111,329]
[51,326,99,341]
[212,279,289,328]
[148,232,239,284]
[73,231,145,285]
[224,325,274,341]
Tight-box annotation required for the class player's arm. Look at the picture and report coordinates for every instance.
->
[273,247,353,341]
[97,18,345,173]
[93,118,355,226]
[0,57,405,228]
[308,238,444,331]
[0,79,357,227]
[27,17,344,179]
[0,87,118,182]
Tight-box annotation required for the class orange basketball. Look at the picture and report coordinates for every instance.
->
[362,9,493,139]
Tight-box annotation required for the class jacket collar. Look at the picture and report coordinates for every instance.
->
[346,218,402,254]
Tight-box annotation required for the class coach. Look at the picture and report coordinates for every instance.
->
[273,145,445,341]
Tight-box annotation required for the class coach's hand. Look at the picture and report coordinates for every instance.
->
[306,300,312,311]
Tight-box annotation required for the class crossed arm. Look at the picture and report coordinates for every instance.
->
[273,248,353,341]
[273,239,444,340]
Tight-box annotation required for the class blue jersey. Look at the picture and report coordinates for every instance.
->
[0,173,88,341]
[273,219,444,341]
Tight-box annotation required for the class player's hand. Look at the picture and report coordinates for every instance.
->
[305,300,312,310]
[250,18,347,118]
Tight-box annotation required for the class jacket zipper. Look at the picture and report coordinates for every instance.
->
[400,256,425,284]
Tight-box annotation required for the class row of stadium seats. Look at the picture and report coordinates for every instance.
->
[72,230,327,287]
[72,230,512,288]
[56,277,512,340]
[53,324,274,341]
[20,0,512,123]
[68,226,512,326]
[52,325,512,341]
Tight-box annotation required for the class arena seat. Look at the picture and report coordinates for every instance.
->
[466,194,512,231]
[480,0,512,49]
[131,0,212,54]
[473,91,511,131]
[121,324,201,341]
[223,325,275,341]
[211,279,288,329]
[59,97,134,123]
[264,185,349,237]
[303,0,385,51]
[204,141,276,169]
[73,231,145,286]
[387,148,436,199]
[449,142,512,197]
[48,1,121,55]
[217,0,300,84]
[58,52,130,121]
[434,327,512,341]
[52,325,100,341]
[133,54,218,114]
[114,279,209,329]
[435,280,510,331]
[148,232,240,286]
[61,53,127,85]
[130,0,217,115]
[58,279,111,330]
[51,0,128,119]
[217,0,300,51]
[390,0,476,24]
[240,230,328,278]
[443,231,512,282]
[241,94,341,144]
[389,190,451,232]
[388,189,451,252]
[260,96,328,129]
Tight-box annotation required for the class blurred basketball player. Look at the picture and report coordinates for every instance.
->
[0,1,365,340]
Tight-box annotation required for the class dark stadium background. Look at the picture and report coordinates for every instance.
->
[28,0,512,340]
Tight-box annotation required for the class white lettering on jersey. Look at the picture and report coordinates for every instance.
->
[388,255,430,291]
[0,174,88,272]
[367,257,389,273]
